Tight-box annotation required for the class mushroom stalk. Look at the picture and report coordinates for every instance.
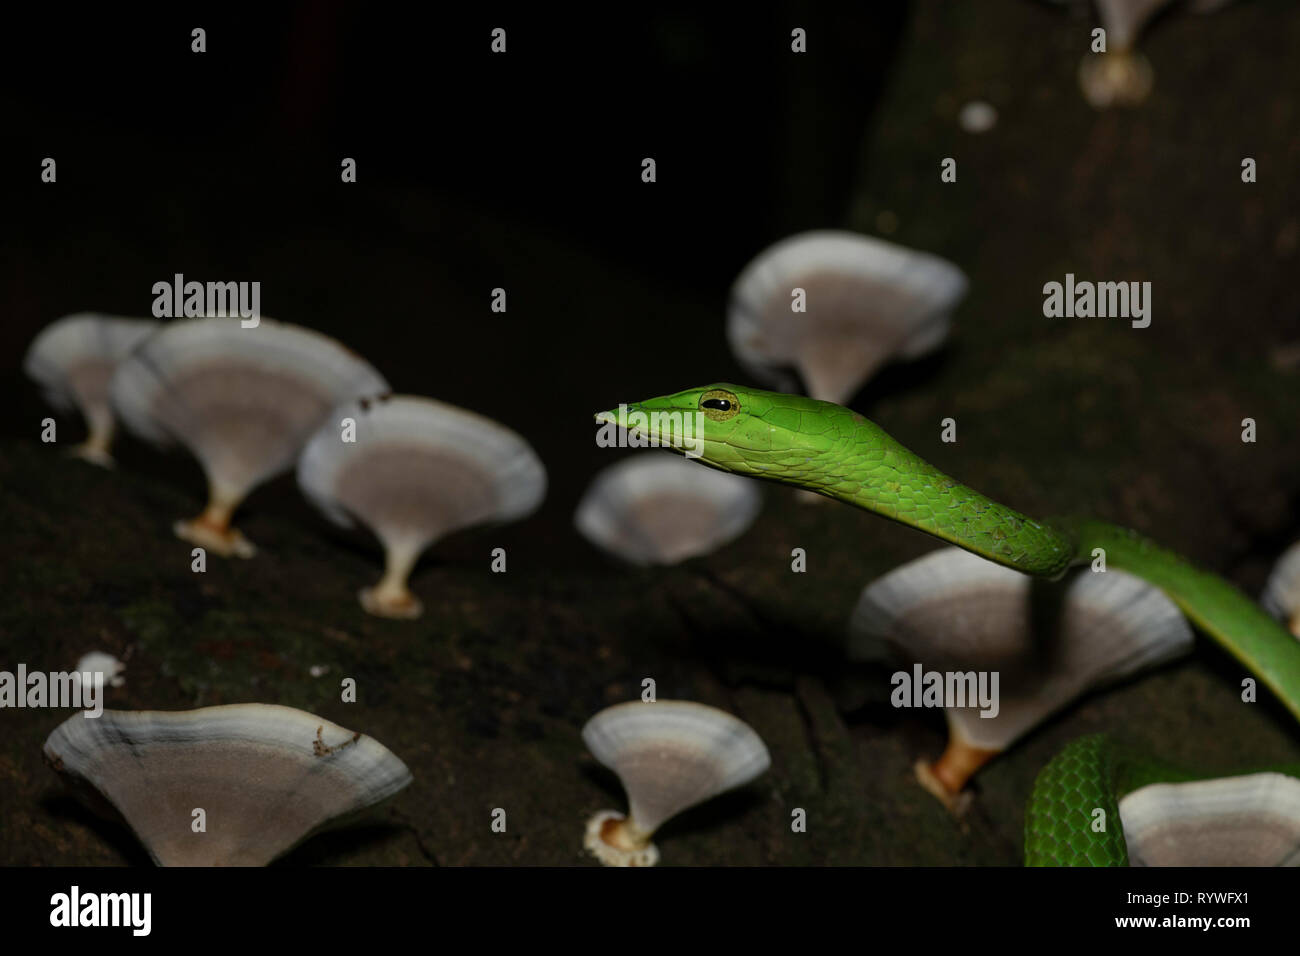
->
[599,812,653,852]
[361,540,424,619]
[583,810,661,867]
[174,483,256,558]
[915,737,998,816]
[798,339,879,409]
[71,410,116,468]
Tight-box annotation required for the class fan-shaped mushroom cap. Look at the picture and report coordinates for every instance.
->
[109,317,389,557]
[1120,772,1300,866]
[849,548,1191,812]
[1262,541,1300,639]
[297,394,546,619]
[23,313,160,467]
[43,704,412,866]
[727,231,968,407]
[581,700,770,866]
[574,453,761,566]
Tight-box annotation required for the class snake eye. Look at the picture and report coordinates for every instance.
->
[699,388,741,421]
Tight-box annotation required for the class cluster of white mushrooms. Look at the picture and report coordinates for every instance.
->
[850,542,1300,863]
[25,309,779,867]
[25,313,547,619]
[22,313,560,862]
[25,223,1300,866]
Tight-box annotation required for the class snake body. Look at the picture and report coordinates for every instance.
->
[1027,735,1192,866]
[1027,734,1300,865]
[597,383,1300,865]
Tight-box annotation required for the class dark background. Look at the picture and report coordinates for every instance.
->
[1,3,909,564]
[2,2,1300,866]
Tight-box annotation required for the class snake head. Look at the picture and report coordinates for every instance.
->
[594,383,854,482]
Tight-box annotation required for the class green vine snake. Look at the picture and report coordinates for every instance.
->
[595,383,1300,866]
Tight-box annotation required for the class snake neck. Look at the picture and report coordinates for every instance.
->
[796,408,1075,578]
[729,402,1300,723]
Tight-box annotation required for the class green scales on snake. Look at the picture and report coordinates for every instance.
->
[596,383,1300,866]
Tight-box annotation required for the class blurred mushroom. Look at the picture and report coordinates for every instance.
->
[958,100,998,134]
[43,703,412,866]
[109,317,389,557]
[849,547,1191,813]
[582,700,770,866]
[297,394,546,619]
[1262,541,1300,639]
[574,453,761,566]
[23,313,160,467]
[1120,772,1300,866]
[1075,0,1234,108]
[74,651,126,689]
[728,230,968,408]
[1077,0,1159,108]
